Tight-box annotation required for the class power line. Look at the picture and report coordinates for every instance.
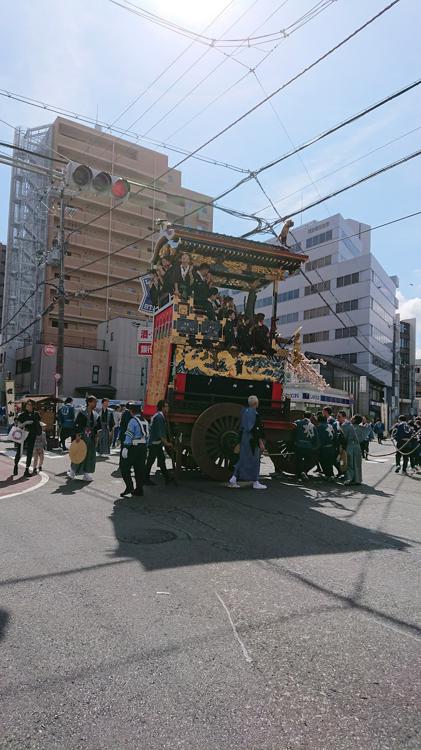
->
[6,208,419,346]
[0,140,67,164]
[109,0,238,131]
[1,303,55,347]
[141,0,335,141]
[108,0,300,48]
[164,0,334,142]
[249,76,421,186]
[250,170,404,374]
[0,89,248,174]
[252,124,421,216]
[70,209,421,301]
[0,0,403,259]
[265,148,421,229]
[54,0,334,254]
[71,141,421,280]
[150,0,402,178]
[46,1,406,271]
[0,280,58,335]
[125,0,262,134]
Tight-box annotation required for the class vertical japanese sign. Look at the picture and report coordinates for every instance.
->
[138,273,156,315]
[5,379,16,425]
[137,321,153,357]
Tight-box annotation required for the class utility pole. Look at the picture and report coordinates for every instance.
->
[56,189,66,392]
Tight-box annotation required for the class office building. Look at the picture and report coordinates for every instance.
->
[399,318,417,415]
[2,118,213,397]
[234,213,400,421]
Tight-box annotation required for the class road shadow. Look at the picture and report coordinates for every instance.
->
[108,479,409,573]
[51,476,93,496]
[108,480,418,639]
[0,608,10,641]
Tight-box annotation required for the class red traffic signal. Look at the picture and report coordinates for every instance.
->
[65,162,130,200]
[111,178,130,199]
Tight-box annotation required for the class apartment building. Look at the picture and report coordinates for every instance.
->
[0,242,5,330]
[2,118,213,396]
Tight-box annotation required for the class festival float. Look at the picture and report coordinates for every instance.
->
[143,224,327,480]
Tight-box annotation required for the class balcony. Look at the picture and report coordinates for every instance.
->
[38,334,107,351]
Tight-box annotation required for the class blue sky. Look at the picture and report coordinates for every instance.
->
[1,0,420,347]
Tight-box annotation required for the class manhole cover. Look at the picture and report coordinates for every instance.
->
[116,529,177,545]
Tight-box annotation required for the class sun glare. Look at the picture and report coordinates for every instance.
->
[155,0,230,25]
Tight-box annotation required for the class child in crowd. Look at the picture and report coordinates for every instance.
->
[32,421,47,475]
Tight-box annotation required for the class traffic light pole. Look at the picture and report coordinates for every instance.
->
[56,189,66,392]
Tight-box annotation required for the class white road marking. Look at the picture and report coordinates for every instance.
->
[1,448,65,461]
[0,470,49,500]
[215,591,253,664]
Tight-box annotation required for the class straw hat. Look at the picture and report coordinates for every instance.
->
[68,439,87,465]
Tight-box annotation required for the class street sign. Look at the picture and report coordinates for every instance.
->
[54,373,61,382]
[5,379,15,425]
[43,344,56,357]
[138,343,152,357]
[138,273,157,315]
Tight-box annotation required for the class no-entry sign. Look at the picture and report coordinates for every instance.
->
[43,344,56,357]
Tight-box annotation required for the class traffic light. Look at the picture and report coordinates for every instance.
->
[64,161,130,199]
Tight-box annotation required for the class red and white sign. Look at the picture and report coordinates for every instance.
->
[137,322,153,357]
[138,342,152,357]
[43,344,56,357]
[54,373,61,382]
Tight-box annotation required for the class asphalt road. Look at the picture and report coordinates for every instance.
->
[0,442,420,749]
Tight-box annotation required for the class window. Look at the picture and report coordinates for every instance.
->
[92,365,99,385]
[339,352,358,364]
[108,366,112,386]
[371,271,396,306]
[279,311,299,325]
[371,298,393,325]
[336,299,358,313]
[372,354,393,372]
[303,305,330,320]
[305,229,333,249]
[371,325,392,347]
[16,357,31,375]
[335,326,358,339]
[51,320,68,328]
[279,288,299,302]
[110,332,114,341]
[304,280,330,296]
[305,255,332,271]
[340,231,360,258]
[337,272,359,288]
[303,330,329,343]
[256,295,272,309]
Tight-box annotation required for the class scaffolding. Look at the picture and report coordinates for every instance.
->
[2,124,53,381]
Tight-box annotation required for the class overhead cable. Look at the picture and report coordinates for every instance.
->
[0,89,248,174]
[106,0,238,129]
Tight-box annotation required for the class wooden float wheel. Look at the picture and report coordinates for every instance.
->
[191,403,242,481]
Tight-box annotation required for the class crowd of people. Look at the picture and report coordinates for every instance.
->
[9,394,421,492]
[150,252,272,353]
[391,414,421,473]
[56,397,174,493]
